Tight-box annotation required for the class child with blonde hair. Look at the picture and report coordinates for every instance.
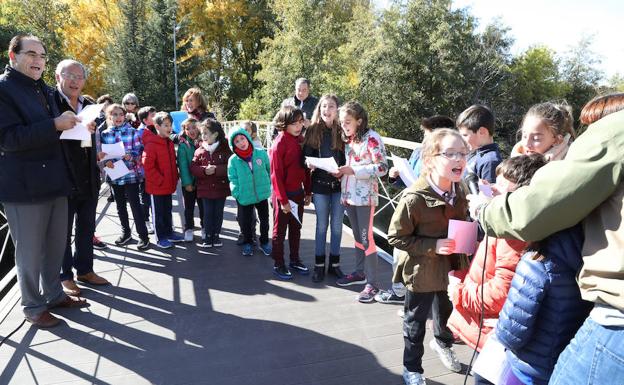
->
[388,128,470,385]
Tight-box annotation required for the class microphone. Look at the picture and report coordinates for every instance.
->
[465,172,479,195]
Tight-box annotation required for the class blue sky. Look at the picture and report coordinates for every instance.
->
[374,0,623,79]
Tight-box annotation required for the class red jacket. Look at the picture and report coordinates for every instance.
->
[142,130,179,195]
[190,142,231,199]
[447,237,526,351]
[270,132,311,205]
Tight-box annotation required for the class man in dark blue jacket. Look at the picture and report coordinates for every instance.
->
[0,34,87,328]
[55,59,110,297]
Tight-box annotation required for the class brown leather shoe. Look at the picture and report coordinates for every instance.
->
[62,279,81,296]
[51,295,89,309]
[76,272,110,286]
[26,311,61,328]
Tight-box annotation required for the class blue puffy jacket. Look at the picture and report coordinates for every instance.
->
[495,224,592,385]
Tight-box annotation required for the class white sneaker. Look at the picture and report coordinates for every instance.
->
[402,369,426,385]
[146,221,155,234]
[429,339,461,373]
[184,229,194,242]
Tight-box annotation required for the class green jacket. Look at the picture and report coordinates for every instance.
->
[388,177,469,292]
[177,133,197,187]
[480,109,624,311]
[227,128,271,206]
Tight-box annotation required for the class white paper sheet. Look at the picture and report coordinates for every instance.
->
[305,156,339,174]
[478,182,494,198]
[447,219,478,255]
[104,160,131,181]
[390,153,418,186]
[60,103,105,141]
[289,199,301,225]
[472,332,506,384]
[101,142,126,161]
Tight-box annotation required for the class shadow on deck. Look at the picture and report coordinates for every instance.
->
[0,191,475,385]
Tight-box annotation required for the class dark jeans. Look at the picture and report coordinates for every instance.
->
[183,188,204,230]
[237,201,257,236]
[238,200,269,245]
[139,181,150,222]
[151,194,173,241]
[112,183,148,239]
[201,198,226,239]
[61,196,97,280]
[403,290,454,373]
[272,192,304,266]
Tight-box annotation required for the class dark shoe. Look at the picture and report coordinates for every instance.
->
[289,261,309,275]
[374,289,405,304]
[92,236,107,250]
[327,264,345,279]
[62,279,81,296]
[236,233,245,246]
[242,243,253,256]
[273,265,293,280]
[199,236,213,248]
[114,233,132,246]
[51,295,89,309]
[212,235,223,247]
[76,272,110,286]
[137,238,150,251]
[312,265,325,283]
[26,311,60,328]
[358,284,379,303]
[336,272,366,287]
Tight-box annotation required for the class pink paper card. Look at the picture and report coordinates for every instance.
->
[448,219,478,255]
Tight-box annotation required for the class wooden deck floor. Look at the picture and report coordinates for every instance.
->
[0,190,475,385]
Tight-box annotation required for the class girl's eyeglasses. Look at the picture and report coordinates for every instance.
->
[436,151,469,160]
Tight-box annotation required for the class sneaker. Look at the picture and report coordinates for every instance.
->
[92,236,107,250]
[259,242,272,256]
[137,238,150,251]
[236,233,245,246]
[212,235,223,247]
[429,339,461,373]
[374,289,406,304]
[358,284,379,303]
[114,233,132,246]
[336,272,366,287]
[289,261,309,275]
[146,221,155,234]
[273,265,293,280]
[156,239,174,249]
[242,243,253,256]
[199,237,213,248]
[402,369,427,385]
[168,233,184,243]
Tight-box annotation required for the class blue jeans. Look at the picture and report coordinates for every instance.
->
[312,192,344,256]
[151,194,173,241]
[549,316,624,385]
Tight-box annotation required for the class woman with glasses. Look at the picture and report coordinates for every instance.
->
[122,93,141,128]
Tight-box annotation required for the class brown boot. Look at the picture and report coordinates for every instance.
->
[62,279,81,296]
[77,272,110,285]
[26,311,61,328]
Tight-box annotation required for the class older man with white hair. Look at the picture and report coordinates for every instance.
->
[54,59,110,297]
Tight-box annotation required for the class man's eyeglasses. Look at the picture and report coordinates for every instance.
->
[436,151,469,160]
[124,102,136,105]
[18,50,48,62]
[61,72,85,81]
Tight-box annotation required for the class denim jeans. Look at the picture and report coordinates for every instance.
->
[61,196,97,280]
[312,192,344,256]
[549,316,624,385]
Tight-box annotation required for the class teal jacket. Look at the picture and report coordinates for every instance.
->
[227,128,271,205]
[177,133,197,187]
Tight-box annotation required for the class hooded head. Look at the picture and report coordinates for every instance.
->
[229,127,254,160]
